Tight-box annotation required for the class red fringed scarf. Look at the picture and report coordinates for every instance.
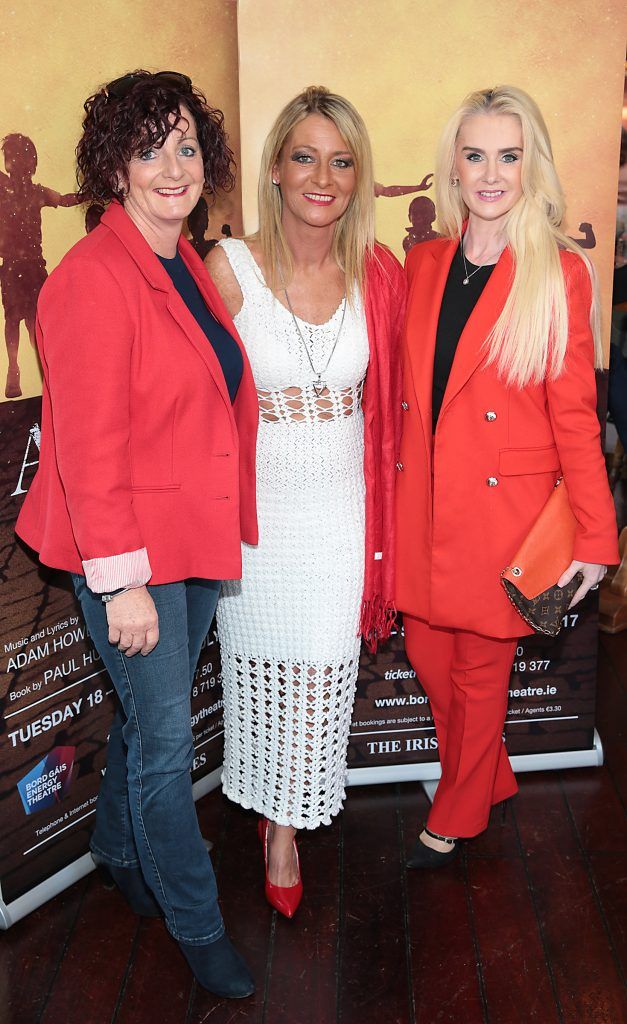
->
[359,244,407,653]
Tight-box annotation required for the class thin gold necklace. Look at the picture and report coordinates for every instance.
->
[461,236,504,285]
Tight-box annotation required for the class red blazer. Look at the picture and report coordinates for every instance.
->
[16,202,258,584]
[395,237,619,638]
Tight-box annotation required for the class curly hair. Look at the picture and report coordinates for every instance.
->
[76,70,235,203]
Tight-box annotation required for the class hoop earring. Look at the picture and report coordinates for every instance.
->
[272,179,280,186]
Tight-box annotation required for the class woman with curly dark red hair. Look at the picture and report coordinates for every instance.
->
[16,70,258,999]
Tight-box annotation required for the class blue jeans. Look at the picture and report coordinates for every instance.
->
[72,575,224,944]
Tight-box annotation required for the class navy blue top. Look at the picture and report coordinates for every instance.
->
[158,250,243,403]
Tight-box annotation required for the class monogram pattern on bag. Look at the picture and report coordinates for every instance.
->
[501,572,583,636]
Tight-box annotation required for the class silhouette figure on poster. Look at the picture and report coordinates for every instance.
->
[403,195,439,252]
[373,172,439,254]
[0,133,80,399]
[570,222,596,249]
[187,197,233,260]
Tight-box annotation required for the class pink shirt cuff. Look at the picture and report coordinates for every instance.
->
[82,548,152,593]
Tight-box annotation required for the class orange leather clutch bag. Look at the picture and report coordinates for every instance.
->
[501,478,582,636]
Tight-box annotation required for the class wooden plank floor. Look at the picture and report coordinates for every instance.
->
[3,624,625,1024]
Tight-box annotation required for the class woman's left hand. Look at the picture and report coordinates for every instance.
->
[557,560,607,608]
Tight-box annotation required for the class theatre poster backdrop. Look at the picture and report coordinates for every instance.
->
[0,0,624,917]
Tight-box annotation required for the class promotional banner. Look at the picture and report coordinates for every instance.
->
[237,0,625,776]
[0,0,241,920]
[348,606,600,772]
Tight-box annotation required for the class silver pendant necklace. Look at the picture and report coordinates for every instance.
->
[279,269,347,397]
[461,236,504,285]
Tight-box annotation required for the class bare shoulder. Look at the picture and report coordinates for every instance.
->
[205,242,243,318]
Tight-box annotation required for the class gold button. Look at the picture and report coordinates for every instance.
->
[486,476,499,487]
[485,411,497,422]
[401,401,409,411]
[396,461,404,471]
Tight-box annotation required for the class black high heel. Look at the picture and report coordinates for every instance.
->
[94,859,162,917]
[492,795,516,825]
[406,826,459,869]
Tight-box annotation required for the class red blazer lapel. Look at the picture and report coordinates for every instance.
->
[170,236,235,411]
[405,237,457,451]
[101,202,170,292]
[178,237,258,414]
[178,237,233,333]
[440,246,513,416]
[101,203,238,413]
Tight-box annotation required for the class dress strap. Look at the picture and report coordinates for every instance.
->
[218,238,268,304]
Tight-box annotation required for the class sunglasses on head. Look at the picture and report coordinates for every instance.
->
[106,71,192,101]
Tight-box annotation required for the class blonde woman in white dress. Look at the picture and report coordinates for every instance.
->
[207,87,405,917]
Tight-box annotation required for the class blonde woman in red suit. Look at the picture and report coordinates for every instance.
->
[396,85,619,868]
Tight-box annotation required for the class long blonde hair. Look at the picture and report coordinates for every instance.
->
[256,86,375,300]
[435,85,602,387]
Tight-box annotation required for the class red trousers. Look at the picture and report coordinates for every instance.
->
[404,615,518,837]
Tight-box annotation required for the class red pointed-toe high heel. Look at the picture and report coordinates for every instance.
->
[258,818,303,918]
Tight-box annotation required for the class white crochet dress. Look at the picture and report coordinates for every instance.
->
[217,239,369,829]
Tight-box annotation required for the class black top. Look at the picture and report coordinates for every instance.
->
[432,244,495,431]
[158,250,243,403]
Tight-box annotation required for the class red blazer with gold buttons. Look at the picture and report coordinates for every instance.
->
[16,202,258,586]
[395,236,619,638]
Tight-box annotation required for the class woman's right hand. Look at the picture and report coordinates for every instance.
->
[106,586,159,657]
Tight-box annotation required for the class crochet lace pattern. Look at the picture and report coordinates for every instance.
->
[216,239,369,829]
